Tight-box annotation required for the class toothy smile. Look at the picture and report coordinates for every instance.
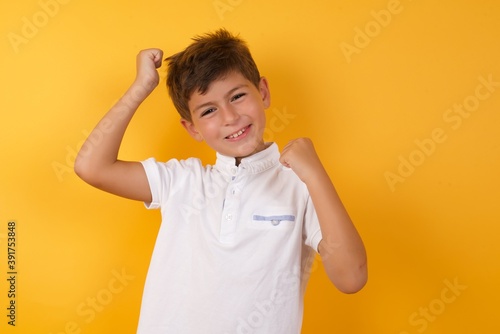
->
[226,126,249,139]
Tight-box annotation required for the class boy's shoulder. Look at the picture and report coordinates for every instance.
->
[141,156,211,178]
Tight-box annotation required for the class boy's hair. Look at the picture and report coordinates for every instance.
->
[166,28,261,121]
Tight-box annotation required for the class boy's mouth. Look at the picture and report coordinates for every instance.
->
[225,125,250,139]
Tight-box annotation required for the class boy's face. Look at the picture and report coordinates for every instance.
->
[182,71,271,162]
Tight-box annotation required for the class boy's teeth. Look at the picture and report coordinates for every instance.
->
[228,128,246,139]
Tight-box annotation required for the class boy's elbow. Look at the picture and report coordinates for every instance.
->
[74,156,100,186]
[74,157,84,179]
[74,155,89,180]
[337,274,367,294]
[330,262,368,294]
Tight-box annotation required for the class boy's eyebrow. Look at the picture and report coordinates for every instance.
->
[193,84,249,113]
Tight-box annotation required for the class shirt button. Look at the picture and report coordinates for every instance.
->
[226,213,233,221]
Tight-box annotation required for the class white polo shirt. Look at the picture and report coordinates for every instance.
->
[137,143,322,334]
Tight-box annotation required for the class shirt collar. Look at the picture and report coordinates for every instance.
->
[215,143,279,175]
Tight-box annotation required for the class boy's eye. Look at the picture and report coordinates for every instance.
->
[201,108,216,117]
[231,93,246,102]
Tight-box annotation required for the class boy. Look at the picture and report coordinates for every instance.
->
[75,29,367,333]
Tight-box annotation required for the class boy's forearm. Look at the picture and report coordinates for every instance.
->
[306,167,367,294]
[278,138,367,292]
[74,81,152,180]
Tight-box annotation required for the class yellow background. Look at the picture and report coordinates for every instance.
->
[1,0,499,333]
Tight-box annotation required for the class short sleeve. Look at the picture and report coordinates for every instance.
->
[303,195,323,253]
[140,158,164,209]
[140,157,204,210]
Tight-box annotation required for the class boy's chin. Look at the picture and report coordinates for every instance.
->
[232,140,268,158]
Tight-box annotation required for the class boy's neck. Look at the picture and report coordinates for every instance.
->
[233,142,272,166]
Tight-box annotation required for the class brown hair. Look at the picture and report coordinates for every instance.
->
[166,28,261,121]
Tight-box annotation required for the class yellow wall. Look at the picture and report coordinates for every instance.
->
[1,0,499,333]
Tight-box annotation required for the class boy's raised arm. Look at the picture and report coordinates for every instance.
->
[74,49,164,203]
[280,138,368,294]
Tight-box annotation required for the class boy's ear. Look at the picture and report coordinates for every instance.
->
[180,119,204,142]
[259,76,271,109]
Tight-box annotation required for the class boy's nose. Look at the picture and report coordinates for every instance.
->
[222,106,240,125]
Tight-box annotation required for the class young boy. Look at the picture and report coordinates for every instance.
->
[75,29,367,334]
